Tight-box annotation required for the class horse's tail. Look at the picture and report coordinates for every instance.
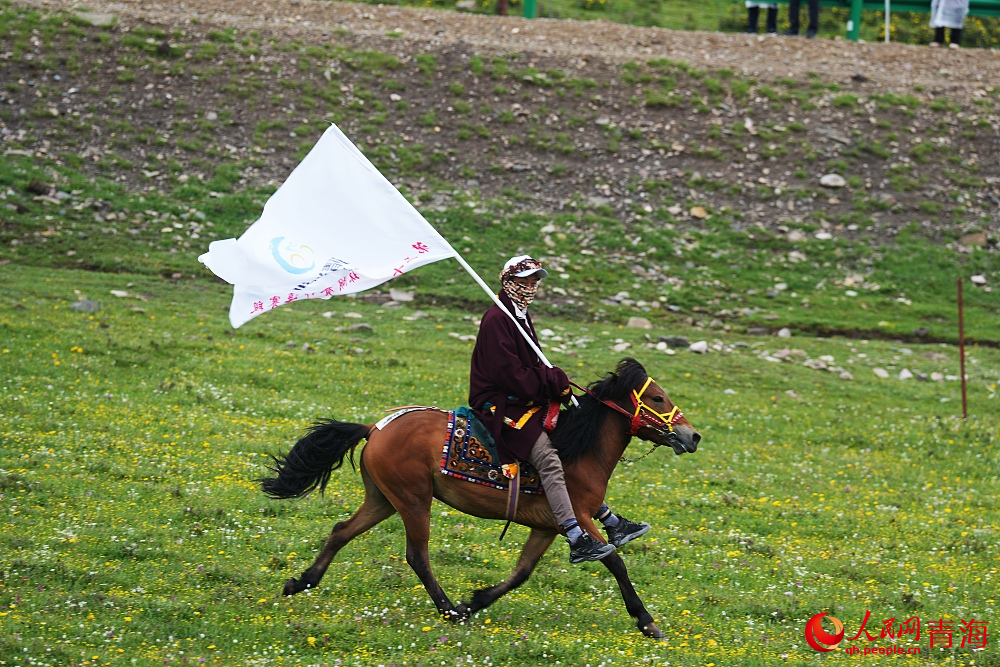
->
[259,418,373,500]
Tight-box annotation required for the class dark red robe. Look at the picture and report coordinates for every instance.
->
[469,291,570,464]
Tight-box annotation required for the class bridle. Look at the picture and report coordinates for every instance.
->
[569,376,685,459]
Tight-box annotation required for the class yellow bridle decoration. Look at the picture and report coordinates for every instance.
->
[631,376,681,433]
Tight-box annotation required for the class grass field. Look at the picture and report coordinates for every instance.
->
[1,258,999,666]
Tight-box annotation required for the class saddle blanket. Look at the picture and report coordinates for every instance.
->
[440,406,543,495]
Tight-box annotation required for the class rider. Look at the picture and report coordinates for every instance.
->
[469,255,650,563]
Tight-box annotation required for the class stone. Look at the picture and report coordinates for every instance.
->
[205,111,218,121]
[322,311,335,318]
[688,340,709,354]
[611,342,631,353]
[788,251,807,263]
[873,368,890,379]
[815,232,833,240]
[403,311,428,321]
[970,274,987,285]
[389,288,414,302]
[930,372,944,382]
[344,312,363,318]
[456,0,477,10]
[666,205,683,216]
[912,327,930,336]
[839,371,854,380]
[74,11,116,26]
[898,368,913,380]
[70,299,100,313]
[960,233,987,248]
[658,335,689,347]
[746,327,770,336]
[627,316,653,329]
[689,206,708,219]
[109,290,129,297]
[776,327,792,338]
[655,341,668,351]
[348,323,374,333]
[786,229,807,243]
[820,174,847,188]
[539,328,555,338]
[390,93,402,102]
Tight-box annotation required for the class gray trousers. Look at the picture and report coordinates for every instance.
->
[525,432,576,527]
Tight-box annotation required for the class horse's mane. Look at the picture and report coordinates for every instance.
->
[551,357,648,462]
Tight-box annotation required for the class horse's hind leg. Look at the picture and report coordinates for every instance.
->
[283,464,396,596]
[389,483,468,620]
[466,528,557,615]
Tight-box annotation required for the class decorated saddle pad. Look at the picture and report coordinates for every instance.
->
[440,407,543,494]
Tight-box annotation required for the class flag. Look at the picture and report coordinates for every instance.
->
[199,124,457,328]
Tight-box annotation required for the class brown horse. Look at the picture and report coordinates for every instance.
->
[260,358,700,637]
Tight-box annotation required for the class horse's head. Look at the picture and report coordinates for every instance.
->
[593,358,700,455]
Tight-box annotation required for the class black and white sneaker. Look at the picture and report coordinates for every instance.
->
[568,532,616,563]
[605,515,651,548]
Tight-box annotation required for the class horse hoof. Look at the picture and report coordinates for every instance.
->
[283,578,307,596]
[444,604,470,623]
[639,622,665,639]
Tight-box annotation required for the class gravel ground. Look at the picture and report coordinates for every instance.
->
[23,0,1000,94]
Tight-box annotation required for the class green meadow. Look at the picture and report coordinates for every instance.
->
[2,195,999,666]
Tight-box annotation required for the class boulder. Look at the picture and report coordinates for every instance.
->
[873,368,889,379]
[776,327,792,338]
[960,233,987,248]
[389,288,414,302]
[688,340,709,354]
[627,317,653,329]
[70,300,100,313]
[74,11,116,26]
[348,323,373,333]
[689,206,708,219]
[820,174,846,188]
[658,335,689,347]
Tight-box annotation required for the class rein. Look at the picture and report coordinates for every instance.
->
[568,377,684,460]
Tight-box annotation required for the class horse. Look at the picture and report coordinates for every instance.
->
[259,357,700,637]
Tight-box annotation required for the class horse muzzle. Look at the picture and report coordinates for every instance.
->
[666,425,700,455]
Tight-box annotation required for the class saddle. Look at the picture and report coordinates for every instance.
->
[440,407,544,495]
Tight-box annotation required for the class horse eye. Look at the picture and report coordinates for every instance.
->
[652,396,665,403]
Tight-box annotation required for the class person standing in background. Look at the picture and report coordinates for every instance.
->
[746,1,779,34]
[929,0,969,47]
[785,0,819,38]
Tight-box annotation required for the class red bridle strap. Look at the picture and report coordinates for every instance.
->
[569,378,683,437]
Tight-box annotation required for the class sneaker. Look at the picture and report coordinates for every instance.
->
[568,532,616,563]
[605,514,651,548]
[806,29,817,39]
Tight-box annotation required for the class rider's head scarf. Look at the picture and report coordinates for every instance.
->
[500,256,546,312]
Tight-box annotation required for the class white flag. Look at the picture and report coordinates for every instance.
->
[199,124,457,327]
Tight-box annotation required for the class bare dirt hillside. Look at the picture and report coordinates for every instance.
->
[3,0,999,251]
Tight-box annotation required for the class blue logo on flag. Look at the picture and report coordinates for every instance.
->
[269,236,316,274]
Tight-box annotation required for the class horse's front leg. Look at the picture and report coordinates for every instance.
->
[466,528,557,614]
[601,552,663,638]
[570,516,662,639]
